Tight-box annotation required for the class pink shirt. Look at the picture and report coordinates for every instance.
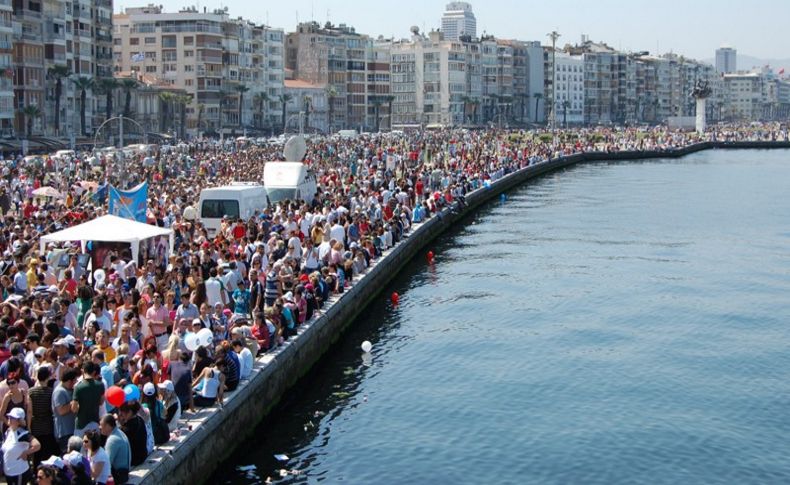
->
[145,305,169,336]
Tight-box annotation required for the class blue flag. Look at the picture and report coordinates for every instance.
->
[108,182,148,222]
[92,183,108,204]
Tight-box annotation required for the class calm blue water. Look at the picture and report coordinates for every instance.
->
[214,149,790,484]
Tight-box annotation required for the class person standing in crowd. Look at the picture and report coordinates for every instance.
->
[27,366,58,467]
[117,401,148,467]
[52,368,78,453]
[83,429,111,485]
[100,414,131,485]
[70,361,104,437]
[2,408,40,484]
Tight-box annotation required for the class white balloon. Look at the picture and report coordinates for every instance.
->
[93,269,106,284]
[361,341,372,353]
[184,332,199,352]
[197,328,213,347]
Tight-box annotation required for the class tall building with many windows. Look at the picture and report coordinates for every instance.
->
[715,46,736,74]
[286,21,390,132]
[441,2,476,41]
[114,5,284,137]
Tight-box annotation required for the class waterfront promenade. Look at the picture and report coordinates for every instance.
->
[124,137,790,485]
[1,124,787,485]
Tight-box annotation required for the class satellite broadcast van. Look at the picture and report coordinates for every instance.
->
[198,183,266,237]
[263,162,317,204]
[262,135,317,205]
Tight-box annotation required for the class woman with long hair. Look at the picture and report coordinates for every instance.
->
[82,430,110,485]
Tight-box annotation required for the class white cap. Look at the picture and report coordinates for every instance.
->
[63,450,83,468]
[41,455,65,469]
[6,408,24,420]
[143,382,156,396]
[157,380,174,393]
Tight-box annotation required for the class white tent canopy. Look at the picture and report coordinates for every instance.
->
[40,215,174,264]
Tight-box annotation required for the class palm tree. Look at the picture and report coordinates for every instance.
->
[461,95,473,124]
[175,95,191,139]
[47,65,70,136]
[533,93,543,123]
[158,91,176,133]
[467,99,480,125]
[302,95,312,132]
[120,78,138,120]
[235,84,249,128]
[383,95,395,130]
[71,76,94,136]
[96,77,119,122]
[196,103,205,135]
[252,92,270,130]
[20,105,41,138]
[325,85,338,133]
[278,93,292,134]
[218,90,231,134]
[562,100,571,127]
[370,96,383,132]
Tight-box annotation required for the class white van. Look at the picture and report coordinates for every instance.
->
[263,161,318,205]
[198,183,267,237]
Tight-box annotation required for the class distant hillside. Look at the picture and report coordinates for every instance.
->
[702,54,790,74]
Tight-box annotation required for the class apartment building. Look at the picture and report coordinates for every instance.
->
[0,0,12,136]
[114,5,284,137]
[283,78,328,133]
[286,21,390,131]
[551,52,584,125]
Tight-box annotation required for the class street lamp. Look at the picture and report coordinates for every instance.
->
[547,30,561,130]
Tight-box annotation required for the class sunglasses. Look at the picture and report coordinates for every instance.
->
[7,381,17,385]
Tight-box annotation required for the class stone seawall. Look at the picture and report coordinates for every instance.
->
[130,141,790,485]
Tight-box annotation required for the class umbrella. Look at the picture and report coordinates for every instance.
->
[32,187,63,198]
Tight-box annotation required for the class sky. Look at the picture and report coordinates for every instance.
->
[119,0,790,61]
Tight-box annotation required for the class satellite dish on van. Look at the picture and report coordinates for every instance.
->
[283,135,307,162]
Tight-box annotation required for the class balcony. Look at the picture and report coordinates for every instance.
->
[76,29,91,38]
[96,33,112,42]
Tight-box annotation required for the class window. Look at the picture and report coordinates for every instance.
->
[145,65,157,73]
[184,50,193,57]
[184,65,193,72]
[201,200,239,219]
[130,37,139,46]
[185,79,193,86]
[144,37,156,44]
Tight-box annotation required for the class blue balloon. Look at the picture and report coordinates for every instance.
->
[124,384,140,403]
[500,194,507,202]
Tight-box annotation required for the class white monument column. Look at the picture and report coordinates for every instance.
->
[696,98,707,134]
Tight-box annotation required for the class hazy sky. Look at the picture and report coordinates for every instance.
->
[119,0,789,61]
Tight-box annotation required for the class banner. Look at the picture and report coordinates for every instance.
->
[108,181,148,222]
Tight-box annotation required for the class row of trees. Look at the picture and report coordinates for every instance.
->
[460,93,547,126]
[20,65,142,139]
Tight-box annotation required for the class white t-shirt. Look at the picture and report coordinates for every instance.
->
[2,428,31,477]
[90,447,111,484]
[330,224,346,245]
[205,278,224,307]
[236,348,253,380]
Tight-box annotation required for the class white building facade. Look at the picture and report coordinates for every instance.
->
[441,2,476,41]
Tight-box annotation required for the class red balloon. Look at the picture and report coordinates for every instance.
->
[391,292,399,305]
[427,251,434,262]
[106,386,125,408]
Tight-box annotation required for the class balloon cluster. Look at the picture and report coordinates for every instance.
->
[105,384,142,408]
[184,328,214,352]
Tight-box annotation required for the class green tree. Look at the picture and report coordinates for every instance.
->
[383,95,395,130]
[302,95,312,132]
[158,91,176,133]
[533,93,543,123]
[253,92,270,130]
[175,94,191,139]
[20,105,41,138]
[325,85,338,133]
[120,78,138,120]
[196,103,205,135]
[47,65,71,136]
[96,77,119,122]
[278,93,293,134]
[370,96,383,132]
[235,84,250,128]
[71,76,94,136]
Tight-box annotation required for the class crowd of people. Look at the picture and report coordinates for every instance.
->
[0,122,785,484]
